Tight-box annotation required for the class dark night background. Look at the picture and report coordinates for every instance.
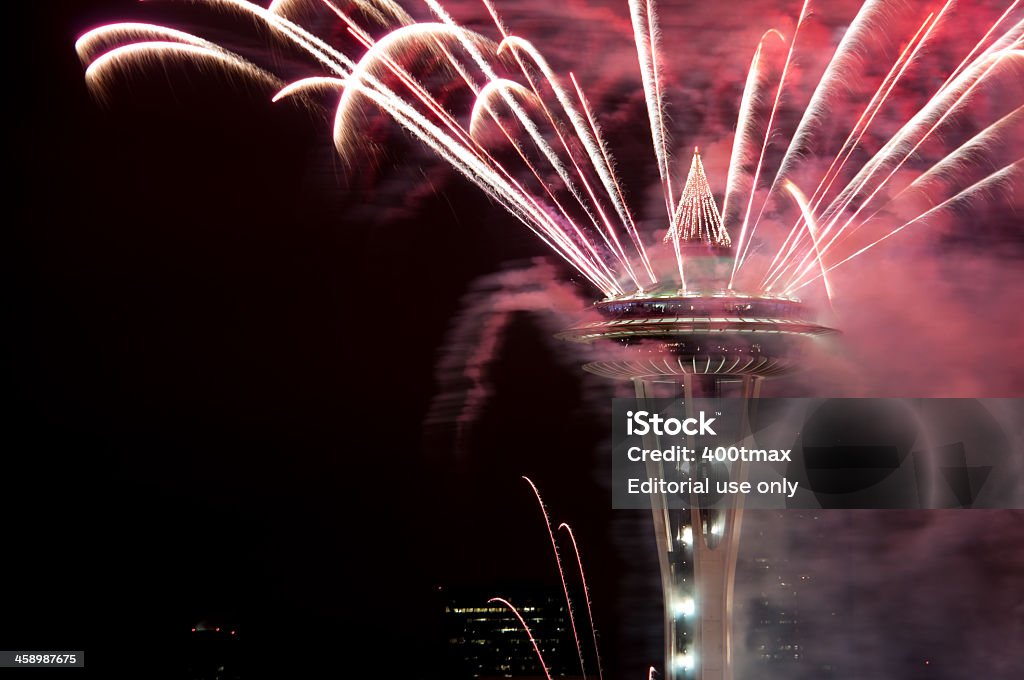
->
[8,2,620,678]
[6,1,1024,679]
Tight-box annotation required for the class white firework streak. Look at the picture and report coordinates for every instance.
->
[788,161,1022,294]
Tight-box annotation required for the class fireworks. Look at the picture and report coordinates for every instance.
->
[482,478,603,680]
[76,0,1022,302]
[72,4,1023,678]
[522,474,588,679]
[488,596,555,680]
[558,521,603,680]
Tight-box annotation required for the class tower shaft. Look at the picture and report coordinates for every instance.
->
[634,375,761,680]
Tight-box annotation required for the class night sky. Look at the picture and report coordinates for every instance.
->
[7,1,1024,679]
[9,2,615,678]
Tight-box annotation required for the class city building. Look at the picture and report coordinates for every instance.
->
[442,585,584,679]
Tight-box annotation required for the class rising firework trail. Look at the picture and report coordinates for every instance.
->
[559,522,604,680]
[522,476,587,679]
[729,0,810,288]
[720,29,780,232]
[629,0,674,219]
[488,597,554,680]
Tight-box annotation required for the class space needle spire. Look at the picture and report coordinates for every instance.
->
[664,147,732,248]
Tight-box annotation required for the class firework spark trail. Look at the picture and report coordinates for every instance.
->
[772,30,1024,291]
[338,0,391,26]
[269,0,295,13]
[322,1,626,287]
[818,41,1024,240]
[335,21,537,180]
[321,0,482,112]
[475,1,600,203]
[761,6,1022,292]
[944,16,1024,83]
[475,23,651,288]
[782,181,833,303]
[333,24,482,152]
[935,1,1022,95]
[488,597,555,680]
[628,0,673,220]
[492,35,632,255]
[424,0,646,292]
[495,38,647,291]
[272,75,345,101]
[737,0,888,281]
[569,72,658,286]
[336,22,567,234]
[806,11,938,209]
[323,2,398,54]
[727,0,811,289]
[497,34,655,286]
[426,3,630,274]
[312,14,628,293]
[85,2,357,97]
[75,23,228,63]
[84,42,284,94]
[866,106,1024,213]
[469,79,536,137]
[558,522,603,680]
[782,134,1022,294]
[721,33,776,234]
[278,0,413,26]
[330,26,544,202]
[782,46,1024,291]
[466,79,629,288]
[344,80,623,293]
[322,0,470,110]
[204,0,356,75]
[339,28,518,169]
[80,1,363,116]
[498,38,648,290]
[760,8,942,291]
[755,0,889,195]
[326,19,513,176]
[788,161,1022,294]
[646,0,673,210]
[348,0,407,26]
[302,8,501,205]
[522,476,587,680]
[764,5,1021,291]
